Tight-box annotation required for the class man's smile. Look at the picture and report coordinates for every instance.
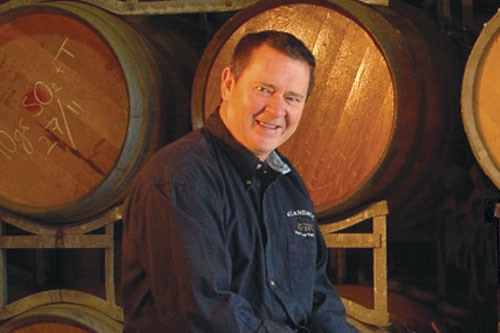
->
[256,119,280,130]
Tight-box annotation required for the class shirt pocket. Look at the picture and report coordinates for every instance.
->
[287,217,317,294]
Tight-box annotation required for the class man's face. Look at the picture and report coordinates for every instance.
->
[219,44,310,161]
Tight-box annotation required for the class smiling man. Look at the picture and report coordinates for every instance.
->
[219,42,309,161]
[121,30,357,333]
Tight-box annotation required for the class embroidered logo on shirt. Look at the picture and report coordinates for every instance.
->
[294,221,315,238]
[287,209,315,219]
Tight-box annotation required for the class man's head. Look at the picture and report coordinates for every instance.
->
[229,30,316,97]
[219,30,316,161]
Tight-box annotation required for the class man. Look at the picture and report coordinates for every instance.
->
[121,30,357,332]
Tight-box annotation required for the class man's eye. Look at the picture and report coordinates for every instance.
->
[286,96,302,104]
[257,86,272,94]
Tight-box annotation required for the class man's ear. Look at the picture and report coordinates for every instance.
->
[220,67,234,100]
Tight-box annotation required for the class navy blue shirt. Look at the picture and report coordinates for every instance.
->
[121,110,357,332]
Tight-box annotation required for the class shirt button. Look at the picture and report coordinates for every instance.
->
[245,180,252,185]
[268,280,276,288]
[256,163,263,170]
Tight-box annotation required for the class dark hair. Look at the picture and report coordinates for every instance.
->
[230,30,316,97]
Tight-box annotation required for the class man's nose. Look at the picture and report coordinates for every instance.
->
[266,94,286,116]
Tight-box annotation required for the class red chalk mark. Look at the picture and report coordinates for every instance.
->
[22,83,53,115]
[22,90,41,113]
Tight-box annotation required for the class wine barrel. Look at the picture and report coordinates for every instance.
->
[0,1,192,223]
[0,304,122,333]
[191,0,462,221]
[462,10,500,191]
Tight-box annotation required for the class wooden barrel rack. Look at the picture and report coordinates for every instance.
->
[0,206,124,332]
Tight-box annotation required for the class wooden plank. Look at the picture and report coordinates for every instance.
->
[0,0,261,14]
[0,235,112,249]
[323,234,381,248]
[320,201,388,233]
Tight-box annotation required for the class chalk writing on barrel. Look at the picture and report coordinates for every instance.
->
[0,37,83,160]
[0,129,16,160]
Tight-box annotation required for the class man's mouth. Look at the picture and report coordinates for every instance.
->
[256,120,279,129]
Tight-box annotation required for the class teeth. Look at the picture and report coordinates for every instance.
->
[257,120,278,129]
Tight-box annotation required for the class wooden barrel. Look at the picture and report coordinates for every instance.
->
[0,1,192,223]
[123,14,202,141]
[191,0,462,220]
[462,10,500,191]
[0,304,122,333]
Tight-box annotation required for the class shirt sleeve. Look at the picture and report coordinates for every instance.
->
[122,174,299,333]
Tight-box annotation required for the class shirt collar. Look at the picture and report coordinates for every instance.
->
[205,109,291,184]
[267,150,291,175]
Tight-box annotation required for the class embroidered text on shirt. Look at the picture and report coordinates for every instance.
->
[287,209,315,219]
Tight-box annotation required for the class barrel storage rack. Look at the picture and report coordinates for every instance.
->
[0,206,124,332]
[320,200,390,330]
[0,0,497,332]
